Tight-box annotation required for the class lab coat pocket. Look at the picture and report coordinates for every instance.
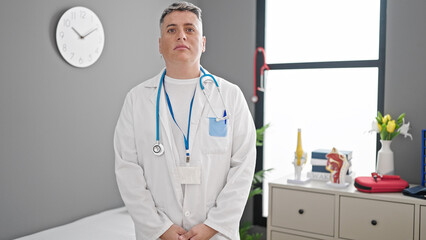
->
[201,108,231,154]
[209,117,227,137]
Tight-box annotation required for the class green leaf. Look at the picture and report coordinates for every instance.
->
[397,113,405,122]
[377,111,383,121]
[239,221,264,240]
[253,233,264,240]
[252,168,273,185]
[248,187,262,199]
[390,131,400,140]
[239,221,251,238]
[256,123,270,146]
[376,117,382,124]
[380,123,387,140]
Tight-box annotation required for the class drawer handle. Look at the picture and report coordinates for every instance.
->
[371,220,378,226]
[298,209,304,214]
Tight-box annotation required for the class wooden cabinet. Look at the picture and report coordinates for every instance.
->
[267,178,425,240]
[271,231,321,240]
[421,206,426,240]
[340,196,414,239]
[271,188,334,236]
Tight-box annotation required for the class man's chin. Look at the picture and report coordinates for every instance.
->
[169,56,197,64]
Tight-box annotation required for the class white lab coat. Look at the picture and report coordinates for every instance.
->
[114,68,256,240]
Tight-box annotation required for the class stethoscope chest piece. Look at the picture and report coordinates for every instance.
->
[152,141,164,156]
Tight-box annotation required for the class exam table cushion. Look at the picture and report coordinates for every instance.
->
[16,207,135,240]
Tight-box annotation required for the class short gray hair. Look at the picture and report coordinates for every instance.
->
[160,1,202,26]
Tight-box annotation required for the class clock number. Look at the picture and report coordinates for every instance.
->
[80,11,86,19]
[71,11,76,20]
[59,31,64,39]
[64,19,71,28]
[70,52,74,59]
[95,48,99,54]
[88,54,93,62]
[62,44,67,52]
[79,58,83,64]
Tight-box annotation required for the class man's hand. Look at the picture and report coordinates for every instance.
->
[160,224,187,240]
[178,224,218,240]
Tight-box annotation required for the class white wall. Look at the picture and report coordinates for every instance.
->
[199,0,426,185]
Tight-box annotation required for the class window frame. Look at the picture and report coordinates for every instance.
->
[253,0,387,226]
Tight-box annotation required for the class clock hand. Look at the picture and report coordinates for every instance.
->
[71,27,84,39]
[82,28,98,38]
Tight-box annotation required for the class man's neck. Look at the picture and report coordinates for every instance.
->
[165,62,201,79]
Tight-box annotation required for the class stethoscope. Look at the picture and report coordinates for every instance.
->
[152,67,228,157]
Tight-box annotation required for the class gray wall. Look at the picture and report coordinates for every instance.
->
[0,0,178,239]
[1,0,426,239]
[199,0,256,113]
[386,0,426,184]
[198,0,257,224]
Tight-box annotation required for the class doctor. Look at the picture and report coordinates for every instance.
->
[114,2,256,240]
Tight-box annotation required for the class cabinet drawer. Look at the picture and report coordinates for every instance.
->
[421,206,426,240]
[271,188,334,236]
[271,231,321,240]
[340,196,414,239]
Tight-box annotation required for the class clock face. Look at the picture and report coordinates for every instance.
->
[56,6,105,68]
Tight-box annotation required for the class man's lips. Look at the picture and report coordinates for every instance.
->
[174,45,189,50]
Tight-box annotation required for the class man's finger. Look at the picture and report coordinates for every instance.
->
[178,230,195,240]
[176,226,187,235]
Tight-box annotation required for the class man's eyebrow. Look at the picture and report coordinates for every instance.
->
[166,24,177,28]
[165,23,196,28]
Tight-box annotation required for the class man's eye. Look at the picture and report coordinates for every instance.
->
[167,29,176,33]
[186,28,195,32]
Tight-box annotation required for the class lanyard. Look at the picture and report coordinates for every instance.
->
[163,81,196,163]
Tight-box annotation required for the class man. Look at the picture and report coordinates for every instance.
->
[114,2,256,239]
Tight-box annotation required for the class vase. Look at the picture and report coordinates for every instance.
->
[376,140,394,175]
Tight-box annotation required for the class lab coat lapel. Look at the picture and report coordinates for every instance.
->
[188,81,210,151]
[148,73,184,207]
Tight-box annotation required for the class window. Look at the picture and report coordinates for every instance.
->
[254,0,386,225]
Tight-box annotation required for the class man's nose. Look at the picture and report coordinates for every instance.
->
[177,30,187,40]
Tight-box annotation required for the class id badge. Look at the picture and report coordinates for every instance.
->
[177,166,201,184]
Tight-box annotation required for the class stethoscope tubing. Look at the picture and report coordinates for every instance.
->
[156,70,167,142]
[153,67,227,156]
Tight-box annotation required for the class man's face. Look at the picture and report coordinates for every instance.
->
[159,11,205,66]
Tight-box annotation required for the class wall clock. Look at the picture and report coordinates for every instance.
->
[56,6,105,68]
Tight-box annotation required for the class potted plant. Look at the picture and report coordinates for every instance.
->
[370,111,412,175]
[240,124,271,240]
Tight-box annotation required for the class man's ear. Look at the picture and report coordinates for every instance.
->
[159,37,163,54]
[202,36,206,52]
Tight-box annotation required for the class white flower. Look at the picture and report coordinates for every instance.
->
[398,118,413,140]
[368,120,380,134]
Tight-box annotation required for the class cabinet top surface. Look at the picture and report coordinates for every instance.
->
[270,177,426,204]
